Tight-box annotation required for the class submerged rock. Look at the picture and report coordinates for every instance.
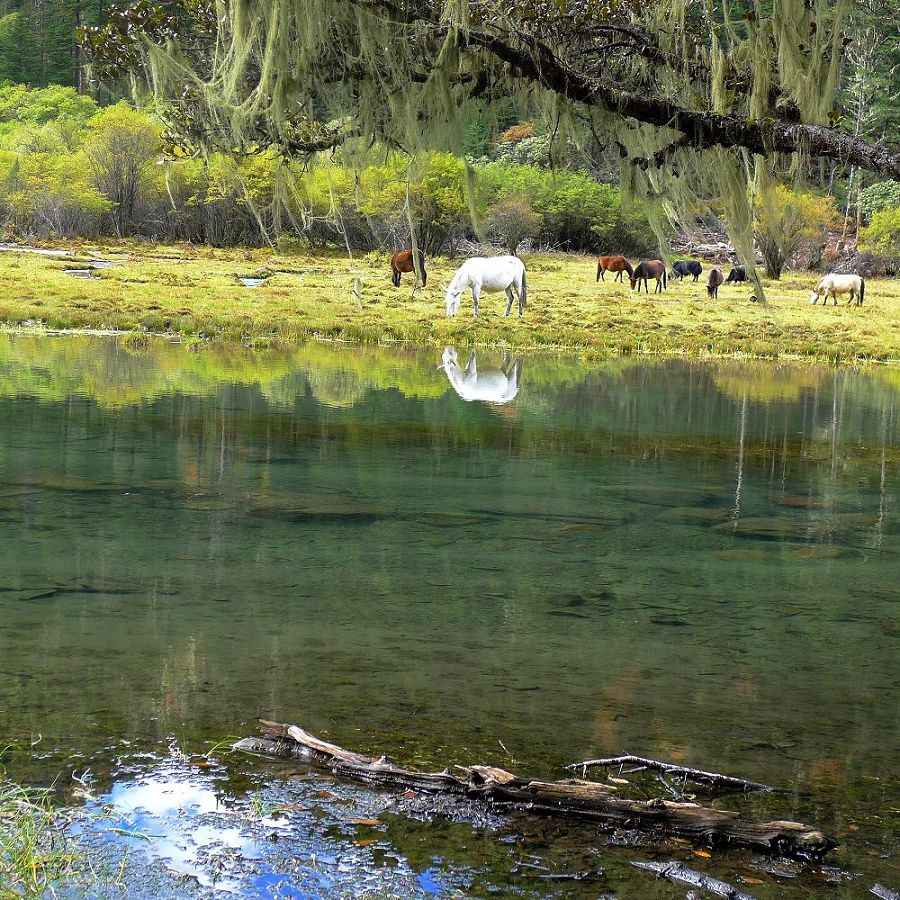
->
[658,506,733,524]
[604,486,723,509]
[775,495,826,509]
[248,492,384,524]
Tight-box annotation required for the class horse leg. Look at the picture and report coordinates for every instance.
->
[614,270,621,282]
[392,268,400,287]
[504,286,515,317]
[472,285,480,319]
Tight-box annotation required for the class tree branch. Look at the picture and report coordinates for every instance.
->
[360,0,900,181]
[464,25,900,180]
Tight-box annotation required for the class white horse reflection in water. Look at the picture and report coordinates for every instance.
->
[439,347,521,404]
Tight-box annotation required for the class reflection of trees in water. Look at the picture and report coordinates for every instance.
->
[712,362,827,404]
[0,368,894,844]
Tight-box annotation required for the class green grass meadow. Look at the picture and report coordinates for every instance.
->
[0,243,897,362]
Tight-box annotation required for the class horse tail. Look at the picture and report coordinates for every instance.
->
[520,266,528,309]
[662,268,667,290]
[596,259,602,281]
[859,276,865,305]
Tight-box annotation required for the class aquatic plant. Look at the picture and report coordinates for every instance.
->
[0,772,81,896]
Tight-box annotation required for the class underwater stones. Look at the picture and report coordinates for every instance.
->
[714,512,880,541]
[420,513,491,528]
[248,493,383,524]
[546,589,618,613]
[713,517,812,540]
[11,475,122,494]
[775,495,826,509]
[712,548,769,562]
[712,544,862,563]
[780,545,858,561]
[658,506,733,525]
[548,593,587,608]
[649,615,690,627]
[604,485,722,510]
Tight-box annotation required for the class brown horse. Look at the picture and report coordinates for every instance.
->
[390,249,426,287]
[630,260,667,293]
[596,255,634,283]
[707,266,724,299]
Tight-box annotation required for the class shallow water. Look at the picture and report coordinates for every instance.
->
[0,334,897,897]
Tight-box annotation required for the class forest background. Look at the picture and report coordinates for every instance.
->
[0,0,899,276]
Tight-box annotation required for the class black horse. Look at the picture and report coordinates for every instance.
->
[724,265,747,284]
[672,260,702,282]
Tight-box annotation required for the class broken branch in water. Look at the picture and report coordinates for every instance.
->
[872,885,900,900]
[234,720,833,860]
[566,754,774,793]
[631,860,757,900]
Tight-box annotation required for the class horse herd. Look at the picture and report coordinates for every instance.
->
[388,249,867,317]
[596,255,744,298]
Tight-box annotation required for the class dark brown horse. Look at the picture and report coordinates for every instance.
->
[630,260,667,293]
[707,266,724,299]
[390,249,426,287]
[596,255,634,283]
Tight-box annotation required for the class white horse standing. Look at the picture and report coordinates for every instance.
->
[810,273,865,306]
[444,255,527,318]
[439,348,521,404]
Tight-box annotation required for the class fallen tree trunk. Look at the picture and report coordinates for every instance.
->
[234,720,835,860]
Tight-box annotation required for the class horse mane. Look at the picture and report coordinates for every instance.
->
[447,261,470,293]
[623,259,634,277]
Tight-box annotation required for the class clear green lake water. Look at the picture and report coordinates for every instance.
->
[0,333,897,897]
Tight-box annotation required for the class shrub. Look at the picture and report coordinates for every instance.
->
[754,185,839,278]
[84,103,163,237]
[859,181,900,221]
[858,205,900,272]
[0,84,98,125]
[6,151,110,236]
[477,161,657,253]
[485,195,541,254]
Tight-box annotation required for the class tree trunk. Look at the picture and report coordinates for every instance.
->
[235,720,836,861]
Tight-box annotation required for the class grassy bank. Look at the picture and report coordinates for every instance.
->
[0,242,897,362]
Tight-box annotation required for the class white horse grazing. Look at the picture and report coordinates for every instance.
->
[445,255,527,318]
[810,273,865,306]
[438,348,521,404]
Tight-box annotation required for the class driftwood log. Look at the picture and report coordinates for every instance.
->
[234,721,835,860]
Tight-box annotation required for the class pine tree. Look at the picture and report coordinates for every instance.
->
[0,0,110,89]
